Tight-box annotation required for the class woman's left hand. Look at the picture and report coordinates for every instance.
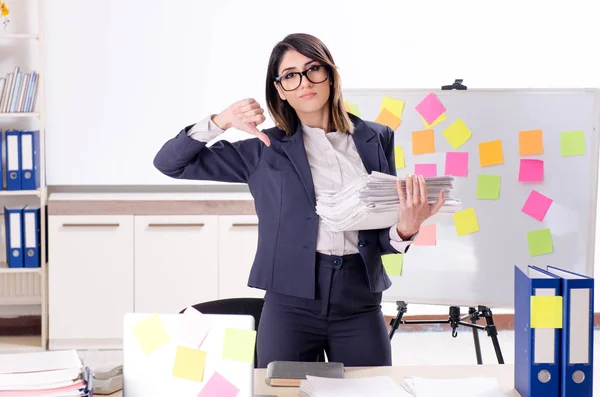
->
[395,174,445,239]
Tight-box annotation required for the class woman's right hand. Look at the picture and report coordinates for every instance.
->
[212,98,271,147]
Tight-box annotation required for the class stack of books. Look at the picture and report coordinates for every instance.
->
[315,171,460,232]
[0,66,39,113]
[0,350,93,396]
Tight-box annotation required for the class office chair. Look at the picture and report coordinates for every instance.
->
[181,297,325,367]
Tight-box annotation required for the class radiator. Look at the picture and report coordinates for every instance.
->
[0,273,42,305]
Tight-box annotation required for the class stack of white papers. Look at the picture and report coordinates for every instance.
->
[315,171,461,232]
[299,375,411,397]
[0,350,93,396]
[402,377,507,397]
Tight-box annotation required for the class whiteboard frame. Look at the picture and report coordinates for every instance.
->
[343,88,600,307]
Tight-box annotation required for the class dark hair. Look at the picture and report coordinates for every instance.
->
[265,33,354,135]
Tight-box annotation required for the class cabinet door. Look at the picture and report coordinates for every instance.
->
[134,215,219,313]
[48,215,134,349]
[218,215,264,299]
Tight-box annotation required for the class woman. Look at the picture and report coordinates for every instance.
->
[154,33,444,367]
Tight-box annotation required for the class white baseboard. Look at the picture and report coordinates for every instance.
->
[0,304,42,317]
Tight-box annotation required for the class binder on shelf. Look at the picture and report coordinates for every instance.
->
[23,205,40,268]
[5,130,22,190]
[514,265,562,397]
[20,130,40,190]
[546,266,595,397]
[0,130,3,189]
[4,206,25,268]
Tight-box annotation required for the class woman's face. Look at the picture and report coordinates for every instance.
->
[274,50,331,117]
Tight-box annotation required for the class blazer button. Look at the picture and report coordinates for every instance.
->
[358,240,368,247]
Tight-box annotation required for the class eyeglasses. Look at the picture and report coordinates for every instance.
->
[275,64,329,92]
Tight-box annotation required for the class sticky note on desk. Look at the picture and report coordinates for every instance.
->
[453,208,479,236]
[519,129,543,155]
[518,159,544,182]
[381,96,405,118]
[415,93,446,125]
[176,307,211,348]
[132,314,170,355]
[412,129,435,155]
[522,190,553,221]
[223,328,256,363]
[382,254,403,276]
[445,152,468,176]
[476,175,501,200]
[394,146,405,168]
[172,346,207,382]
[442,118,472,149]
[374,108,402,131]
[561,130,586,156]
[527,228,553,256]
[198,372,240,397]
[531,296,563,328]
[478,140,504,167]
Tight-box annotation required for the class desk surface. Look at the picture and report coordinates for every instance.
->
[108,364,520,397]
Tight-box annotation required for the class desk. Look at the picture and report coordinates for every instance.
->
[107,364,520,396]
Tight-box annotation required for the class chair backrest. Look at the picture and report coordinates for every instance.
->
[180,298,265,368]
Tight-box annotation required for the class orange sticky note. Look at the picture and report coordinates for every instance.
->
[374,108,402,131]
[414,224,436,246]
[478,140,504,167]
[412,129,435,155]
[519,130,543,156]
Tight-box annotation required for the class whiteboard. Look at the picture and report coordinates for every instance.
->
[342,89,600,308]
[41,0,600,186]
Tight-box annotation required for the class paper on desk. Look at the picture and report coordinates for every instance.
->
[403,377,506,397]
[299,375,411,397]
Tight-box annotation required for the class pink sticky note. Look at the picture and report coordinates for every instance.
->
[522,190,553,221]
[518,159,544,182]
[445,152,468,176]
[198,372,240,397]
[414,164,437,178]
[175,307,211,348]
[415,93,447,125]
[414,224,436,246]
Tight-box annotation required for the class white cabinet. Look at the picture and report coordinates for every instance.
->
[218,215,263,299]
[134,215,219,313]
[48,215,134,349]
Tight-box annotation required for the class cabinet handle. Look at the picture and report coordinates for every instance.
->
[62,223,120,227]
[147,223,205,228]
[232,223,259,227]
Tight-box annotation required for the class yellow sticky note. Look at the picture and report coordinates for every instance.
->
[132,314,170,355]
[382,254,403,276]
[420,113,447,129]
[381,96,405,118]
[478,140,504,167]
[172,346,207,382]
[374,108,402,131]
[442,118,472,149]
[394,146,405,168]
[453,208,480,236]
[531,296,563,328]
[223,328,256,363]
[344,100,361,117]
[412,129,435,155]
[519,129,543,156]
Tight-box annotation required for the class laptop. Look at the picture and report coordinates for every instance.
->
[123,311,255,397]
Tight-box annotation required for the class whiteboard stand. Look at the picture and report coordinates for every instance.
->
[388,302,505,365]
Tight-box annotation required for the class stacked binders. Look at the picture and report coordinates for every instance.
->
[0,350,93,396]
[315,171,461,232]
[4,205,41,268]
[1,129,41,191]
[515,265,594,397]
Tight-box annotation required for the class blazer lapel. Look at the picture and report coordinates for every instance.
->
[281,125,317,207]
[351,117,385,174]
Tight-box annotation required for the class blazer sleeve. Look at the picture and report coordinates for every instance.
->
[153,124,264,184]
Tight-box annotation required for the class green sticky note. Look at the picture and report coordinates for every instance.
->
[453,208,480,236]
[531,296,563,328]
[222,328,256,363]
[560,130,586,156]
[527,228,553,256]
[476,175,501,200]
[382,254,403,276]
[394,146,405,168]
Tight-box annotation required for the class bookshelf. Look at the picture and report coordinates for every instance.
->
[0,0,47,352]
